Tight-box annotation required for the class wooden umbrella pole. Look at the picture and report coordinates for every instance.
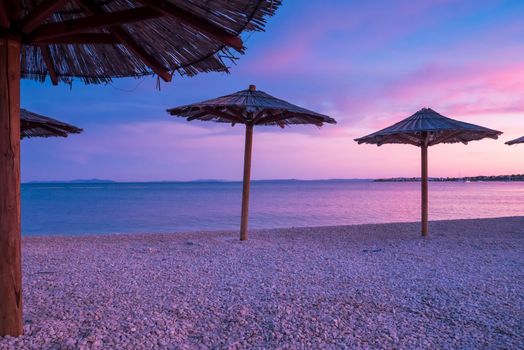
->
[0,35,23,336]
[421,134,429,237]
[239,123,253,241]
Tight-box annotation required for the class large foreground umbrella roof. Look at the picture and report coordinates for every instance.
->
[167,85,337,126]
[10,0,280,84]
[355,108,502,146]
[20,109,82,138]
[506,136,524,145]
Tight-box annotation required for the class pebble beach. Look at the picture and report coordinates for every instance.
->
[1,216,523,349]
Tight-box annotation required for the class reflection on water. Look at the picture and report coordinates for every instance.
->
[22,181,524,235]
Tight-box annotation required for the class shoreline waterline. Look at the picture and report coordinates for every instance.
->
[21,215,524,239]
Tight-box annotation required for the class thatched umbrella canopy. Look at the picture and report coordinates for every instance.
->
[506,136,524,145]
[168,85,336,241]
[0,1,279,336]
[355,107,502,237]
[21,108,82,138]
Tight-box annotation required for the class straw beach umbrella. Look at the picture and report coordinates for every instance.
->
[355,108,502,237]
[21,109,82,138]
[167,85,336,241]
[505,136,524,145]
[0,1,279,336]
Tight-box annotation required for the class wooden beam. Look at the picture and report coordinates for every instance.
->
[0,0,10,28]
[0,35,23,337]
[21,123,68,137]
[76,0,171,82]
[110,27,171,82]
[254,110,326,126]
[30,33,117,45]
[428,130,463,146]
[39,45,58,85]
[19,0,70,33]
[227,106,247,121]
[297,114,324,126]
[252,109,267,122]
[136,0,243,51]
[301,114,324,122]
[201,108,245,124]
[383,133,420,146]
[255,113,291,125]
[377,134,420,147]
[30,7,161,43]
[186,110,211,121]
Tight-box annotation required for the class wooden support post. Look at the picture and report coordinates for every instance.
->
[239,123,253,241]
[0,35,23,336]
[0,3,9,28]
[421,134,429,237]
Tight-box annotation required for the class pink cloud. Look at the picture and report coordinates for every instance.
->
[241,0,472,76]
[327,60,524,130]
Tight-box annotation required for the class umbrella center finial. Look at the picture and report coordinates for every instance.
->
[249,84,256,91]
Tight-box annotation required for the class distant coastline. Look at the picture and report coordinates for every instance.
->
[24,176,524,184]
[28,179,117,184]
[375,174,524,182]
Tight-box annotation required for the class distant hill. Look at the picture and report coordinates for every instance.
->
[69,179,116,183]
[28,179,116,184]
[25,178,373,184]
[190,179,229,183]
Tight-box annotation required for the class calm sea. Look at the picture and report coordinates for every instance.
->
[21,181,524,235]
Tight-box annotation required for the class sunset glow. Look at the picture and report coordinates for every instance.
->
[21,0,524,182]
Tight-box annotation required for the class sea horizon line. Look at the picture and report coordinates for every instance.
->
[22,174,524,184]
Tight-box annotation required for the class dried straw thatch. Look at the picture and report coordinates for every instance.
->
[20,109,82,139]
[16,0,281,84]
[168,85,336,241]
[506,136,524,145]
[355,108,502,237]
[167,85,337,126]
[355,108,502,146]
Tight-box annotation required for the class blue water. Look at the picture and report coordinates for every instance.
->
[21,181,524,235]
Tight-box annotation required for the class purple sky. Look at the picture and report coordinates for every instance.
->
[21,0,524,182]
